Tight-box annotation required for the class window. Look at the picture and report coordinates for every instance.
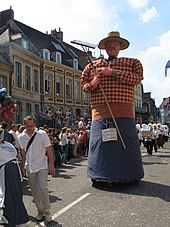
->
[51,52,62,63]
[22,38,28,49]
[45,74,52,95]
[34,104,39,122]
[137,99,139,107]
[143,103,149,112]
[51,41,65,52]
[82,91,89,101]
[73,59,78,69]
[26,103,31,116]
[138,86,141,95]
[66,78,72,98]
[0,75,7,88]
[15,61,22,88]
[16,101,22,123]
[56,76,62,96]
[33,69,39,93]
[25,66,31,91]
[43,49,50,60]
[134,86,137,95]
[74,80,80,99]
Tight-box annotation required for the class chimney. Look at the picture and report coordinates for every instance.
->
[0,7,14,28]
[50,27,63,42]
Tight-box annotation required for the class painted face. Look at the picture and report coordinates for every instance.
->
[105,39,121,57]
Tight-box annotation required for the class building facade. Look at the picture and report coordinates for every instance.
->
[0,8,91,126]
[142,91,157,123]
[0,46,13,94]
[159,97,170,125]
[0,8,147,127]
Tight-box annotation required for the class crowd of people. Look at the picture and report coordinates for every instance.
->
[0,115,169,225]
[0,115,91,225]
[136,122,169,156]
[37,111,91,130]
[41,119,91,167]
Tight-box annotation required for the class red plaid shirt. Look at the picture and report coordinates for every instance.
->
[81,57,143,108]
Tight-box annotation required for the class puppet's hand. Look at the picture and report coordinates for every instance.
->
[91,76,101,89]
[96,67,112,76]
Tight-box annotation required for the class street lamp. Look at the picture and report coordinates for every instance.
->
[165,59,170,77]
[71,40,97,51]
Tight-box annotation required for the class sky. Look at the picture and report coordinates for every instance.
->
[1,0,170,107]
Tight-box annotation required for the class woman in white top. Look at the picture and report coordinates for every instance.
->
[67,128,75,160]
[73,128,79,158]
[59,127,68,164]
[0,128,29,226]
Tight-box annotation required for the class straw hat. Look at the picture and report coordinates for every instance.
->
[98,31,130,50]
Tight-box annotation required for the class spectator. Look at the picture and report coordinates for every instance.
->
[18,116,55,222]
[1,123,15,146]
[8,124,21,151]
[73,128,79,158]
[78,117,84,130]
[0,127,29,226]
[59,127,68,164]
[78,130,84,156]
[53,137,61,167]
[67,128,74,161]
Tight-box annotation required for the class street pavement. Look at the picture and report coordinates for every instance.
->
[23,141,170,227]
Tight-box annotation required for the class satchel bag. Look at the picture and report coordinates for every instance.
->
[26,132,37,152]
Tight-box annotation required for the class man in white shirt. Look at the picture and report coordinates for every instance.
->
[18,116,55,222]
[78,117,84,130]
[8,124,20,150]
[8,124,22,162]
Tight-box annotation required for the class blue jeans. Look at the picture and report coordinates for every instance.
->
[54,149,62,166]
[61,144,68,164]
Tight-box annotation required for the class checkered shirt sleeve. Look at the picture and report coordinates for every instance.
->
[81,57,143,107]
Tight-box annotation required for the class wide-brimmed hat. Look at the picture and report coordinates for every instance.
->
[98,31,130,50]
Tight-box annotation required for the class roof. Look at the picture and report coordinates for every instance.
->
[0,8,93,70]
[14,20,88,70]
[160,97,170,108]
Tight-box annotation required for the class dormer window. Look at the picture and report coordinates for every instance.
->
[43,49,50,60]
[51,51,62,63]
[22,38,28,49]
[73,59,78,69]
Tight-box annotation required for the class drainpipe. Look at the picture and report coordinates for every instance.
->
[40,61,44,113]
[9,66,13,95]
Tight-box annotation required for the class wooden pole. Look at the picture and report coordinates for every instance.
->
[99,84,126,149]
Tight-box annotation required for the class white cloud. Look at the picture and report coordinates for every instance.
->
[139,6,159,22]
[136,30,170,106]
[127,0,149,9]
[5,0,119,48]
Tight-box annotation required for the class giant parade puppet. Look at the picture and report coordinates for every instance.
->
[81,31,144,184]
[0,87,18,124]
